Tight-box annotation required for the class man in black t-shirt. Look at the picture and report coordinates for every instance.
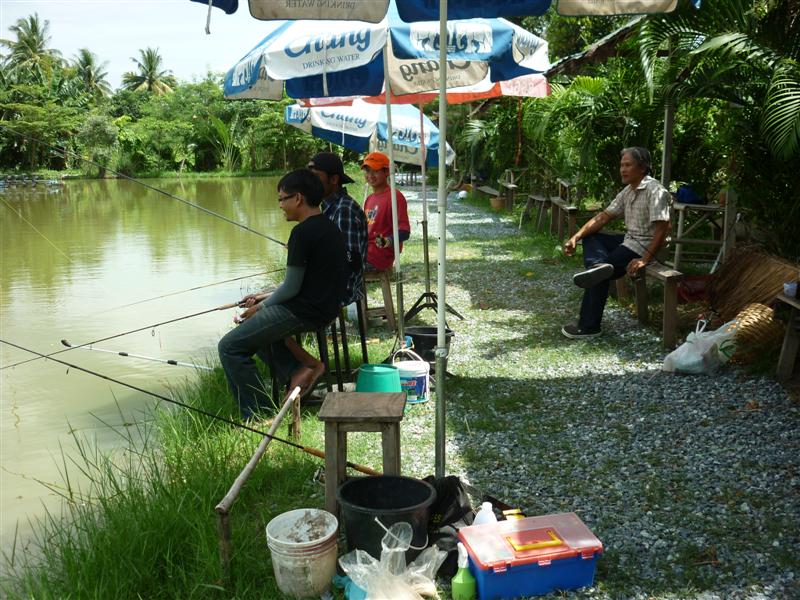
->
[218,169,347,419]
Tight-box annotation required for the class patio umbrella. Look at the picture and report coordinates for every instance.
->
[222,9,548,102]
[192,0,682,23]
[222,4,549,339]
[284,100,455,168]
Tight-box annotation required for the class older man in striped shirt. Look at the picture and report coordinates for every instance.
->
[562,147,671,339]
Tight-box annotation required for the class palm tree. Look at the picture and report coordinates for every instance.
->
[0,13,62,80]
[121,47,176,95]
[638,0,800,160]
[73,48,112,98]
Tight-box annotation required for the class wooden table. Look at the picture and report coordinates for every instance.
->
[776,293,800,381]
[318,392,407,517]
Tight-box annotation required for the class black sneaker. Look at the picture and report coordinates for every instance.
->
[573,263,614,288]
[561,324,601,339]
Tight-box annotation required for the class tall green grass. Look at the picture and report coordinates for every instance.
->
[1,370,326,599]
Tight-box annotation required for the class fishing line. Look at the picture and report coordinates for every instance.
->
[1,300,240,371]
[97,267,285,314]
[0,339,381,477]
[0,124,287,249]
[1,197,76,265]
[60,340,213,371]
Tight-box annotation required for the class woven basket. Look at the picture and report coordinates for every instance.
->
[731,303,785,363]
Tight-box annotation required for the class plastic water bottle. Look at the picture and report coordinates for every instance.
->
[473,501,498,525]
[451,542,476,600]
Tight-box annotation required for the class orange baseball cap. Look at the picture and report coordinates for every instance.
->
[361,152,390,171]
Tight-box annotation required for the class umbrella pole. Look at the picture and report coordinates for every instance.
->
[404,104,465,325]
[420,105,432,296]
[384,48,404,343]
[435,0,449,479]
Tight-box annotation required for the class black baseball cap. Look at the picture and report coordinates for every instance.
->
[307,152,355,184]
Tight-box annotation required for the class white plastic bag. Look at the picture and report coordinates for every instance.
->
[662,319,738,375]
[338,521,446,600]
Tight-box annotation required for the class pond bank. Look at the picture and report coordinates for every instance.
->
[3,188,798,599]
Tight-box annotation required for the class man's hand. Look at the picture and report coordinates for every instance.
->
[240,292,267,308]
[375,235,393,249]
[563,236,579,257]
[238,303,261,322]
[626,257,648,277]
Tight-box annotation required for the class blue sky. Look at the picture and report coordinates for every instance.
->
[1,1,273,89]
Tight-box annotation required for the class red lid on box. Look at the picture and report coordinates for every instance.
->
[458,512,603,572]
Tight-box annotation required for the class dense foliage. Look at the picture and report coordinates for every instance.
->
[1,3,797,257]
[0,15,327,176]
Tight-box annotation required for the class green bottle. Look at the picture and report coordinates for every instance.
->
[451,542,477,600]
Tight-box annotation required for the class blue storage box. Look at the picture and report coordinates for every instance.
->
[458,512,602,599]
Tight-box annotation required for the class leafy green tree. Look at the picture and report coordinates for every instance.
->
[523,14,629,61]
[73,48,112,100]
[639,0,800,161]
[77,114,118,177]
[638,0,800,257]
[121,47,177,95]
[0,84,80,169]
[523,59,660,203]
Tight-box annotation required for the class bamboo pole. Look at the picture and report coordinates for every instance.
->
[215,387,300,582]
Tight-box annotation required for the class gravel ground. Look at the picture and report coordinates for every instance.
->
[374,188,799,599]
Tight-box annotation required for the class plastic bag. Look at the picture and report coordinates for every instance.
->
[662,319,738,374]
[339,521,446,600]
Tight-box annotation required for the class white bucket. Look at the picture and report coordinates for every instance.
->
[393,349,430,404]
[265,508,338,599]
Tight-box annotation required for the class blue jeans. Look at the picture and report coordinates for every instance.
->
[578,233,640,331]
[217,304,315,419]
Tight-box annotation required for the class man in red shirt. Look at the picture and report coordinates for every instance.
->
[361,152,411,270]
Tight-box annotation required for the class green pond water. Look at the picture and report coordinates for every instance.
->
[0,177,296,548]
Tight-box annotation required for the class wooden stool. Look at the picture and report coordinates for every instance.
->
[318,392,406,518]
[360,269,396,331]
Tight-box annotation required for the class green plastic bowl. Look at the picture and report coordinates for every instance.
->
[355,364,402,393]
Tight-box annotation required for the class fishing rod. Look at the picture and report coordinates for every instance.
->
[1,300,240,371]
[97,268,284,314]
[0,124,287,249]
[60,340,213,371]
[0,339,381,477]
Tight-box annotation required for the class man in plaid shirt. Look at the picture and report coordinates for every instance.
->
[308,152,368,306]
[562,147,671,339]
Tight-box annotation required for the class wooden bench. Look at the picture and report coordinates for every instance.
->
[476,185,500,199]
[550,197,578,241]
[519,192,545,230]
[499,180,518,210]
[631,263,684,349]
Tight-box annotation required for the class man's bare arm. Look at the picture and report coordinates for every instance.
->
[563,211,614,256]
[626,220,671,276]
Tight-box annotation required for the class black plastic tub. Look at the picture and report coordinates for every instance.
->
[404,326,454,364]
[336,475,436,561]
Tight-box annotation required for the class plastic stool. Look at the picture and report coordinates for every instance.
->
[318,391,406,518]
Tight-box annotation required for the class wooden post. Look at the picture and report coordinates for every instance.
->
[214,388,299,583]
[634,277,649,325]
[663,278,679,349]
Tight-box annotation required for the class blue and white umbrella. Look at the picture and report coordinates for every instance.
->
[222,6,549,101]
[193,0,682,22]
[285,101,455,167]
